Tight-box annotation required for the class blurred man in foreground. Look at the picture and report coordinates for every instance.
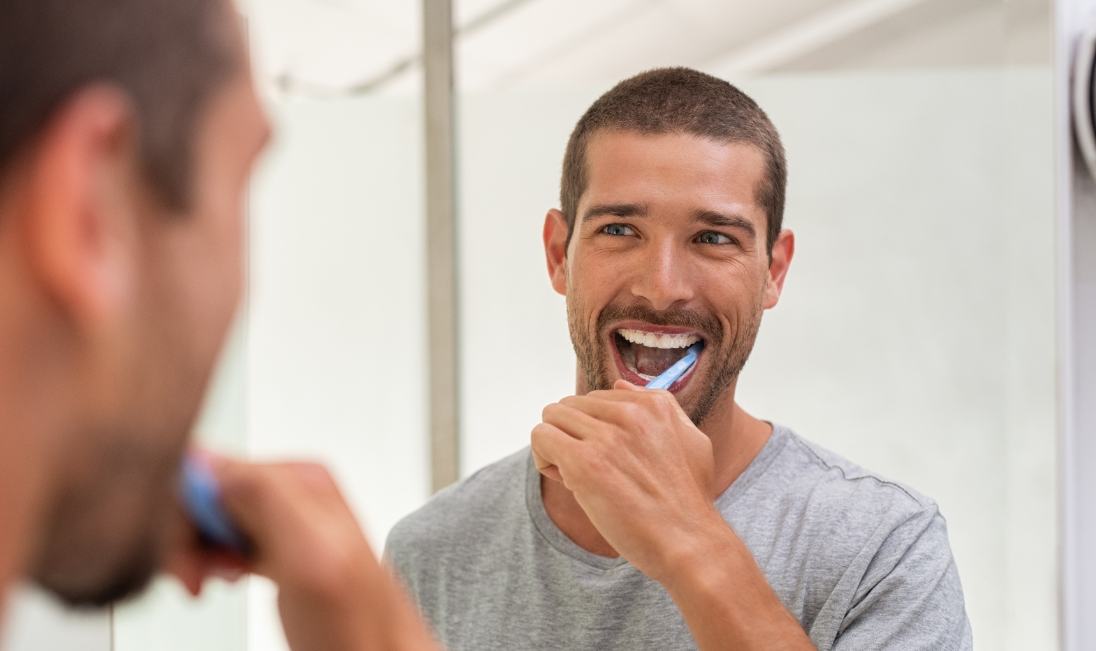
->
[0,1,436,648]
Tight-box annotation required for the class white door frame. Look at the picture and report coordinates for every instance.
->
[1058,1,1096,649]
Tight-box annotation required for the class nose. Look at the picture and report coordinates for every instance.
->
[628,239,696,311]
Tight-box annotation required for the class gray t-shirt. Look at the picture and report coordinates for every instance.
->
[386,424,972,650]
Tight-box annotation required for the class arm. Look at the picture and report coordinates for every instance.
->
[533,381,813,650]
[662,514,814,650]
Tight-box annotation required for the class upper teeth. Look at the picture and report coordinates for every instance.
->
[618,329,700,349]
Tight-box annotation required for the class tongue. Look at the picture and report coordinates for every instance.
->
[634,345,687,376]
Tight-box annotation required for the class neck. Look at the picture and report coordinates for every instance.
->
[544,374,771,558]
[694,380,773,495]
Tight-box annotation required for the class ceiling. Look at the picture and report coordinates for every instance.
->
[237,0,1051,95]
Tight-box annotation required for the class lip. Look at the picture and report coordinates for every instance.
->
[606,322,705,392]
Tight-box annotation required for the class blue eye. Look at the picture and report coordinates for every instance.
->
[696,231,733,245]
[602,224,635,237]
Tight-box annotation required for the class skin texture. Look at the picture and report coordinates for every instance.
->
[0,6,438,649]
[532,130,813,649]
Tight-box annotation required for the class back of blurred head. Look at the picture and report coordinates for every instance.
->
[0,0,269,607]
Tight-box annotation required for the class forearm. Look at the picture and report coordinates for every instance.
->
[373,571,442,651]
[661,517,815,651]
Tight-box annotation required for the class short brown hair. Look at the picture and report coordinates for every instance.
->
[560,67,787,255]
[0,0,238,210]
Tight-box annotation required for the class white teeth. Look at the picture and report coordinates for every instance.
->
[617,328,700,349]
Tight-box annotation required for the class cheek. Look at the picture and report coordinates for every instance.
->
[218,214,245,304]
[181,197,245,355]
[207,185,246,306]
[569,252,623,303]
[702,270,765,325]
[211,221,244,341]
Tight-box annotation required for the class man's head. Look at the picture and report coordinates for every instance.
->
[0,0,270,606]
[543,68,794,426]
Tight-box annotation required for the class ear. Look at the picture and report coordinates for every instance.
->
[543,208,570,296]
[22,85,140,330]
[762,229,794,310]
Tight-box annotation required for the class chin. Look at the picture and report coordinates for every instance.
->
[30,435,180,609]
[37,546,159,609]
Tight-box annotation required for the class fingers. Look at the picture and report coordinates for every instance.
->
[531,422,579,483]
[556,387,681,431]
[209,459,345,577]
[541,402,603,439]
[163,501,251,596]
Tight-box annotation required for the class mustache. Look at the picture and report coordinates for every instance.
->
[596,303,723,344]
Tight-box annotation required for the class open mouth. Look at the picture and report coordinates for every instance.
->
[611,326,703,389]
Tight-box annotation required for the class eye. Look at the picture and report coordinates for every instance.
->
[602,224,636,237]
[695,231,735,245]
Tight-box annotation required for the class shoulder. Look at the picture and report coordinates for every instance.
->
[769,425,938,524]
[385,447,529,563]
[756,428,969,645]
[749,425,957,580]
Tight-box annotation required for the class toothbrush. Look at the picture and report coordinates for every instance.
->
[645,341,704,390]
[180,454,251,555]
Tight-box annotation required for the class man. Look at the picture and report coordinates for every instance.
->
[386,67,973,650]
[0,1,436,648]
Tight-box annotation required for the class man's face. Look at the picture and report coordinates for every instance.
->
[30,50,271,606]
[550,131,783,426]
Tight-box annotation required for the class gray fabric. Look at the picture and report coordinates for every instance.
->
[386,424,972,650]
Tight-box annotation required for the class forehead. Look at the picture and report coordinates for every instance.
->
[582,131,766,221]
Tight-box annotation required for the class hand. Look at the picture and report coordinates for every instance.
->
[166,457,438,651]
[531,380,721,586]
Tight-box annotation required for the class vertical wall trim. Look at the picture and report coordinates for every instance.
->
[1058,1,1096,649]
[423,0,461,492]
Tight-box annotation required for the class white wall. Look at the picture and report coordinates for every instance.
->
[243,92,430,651]
[2,587,111,651]
[456,69,1057,650]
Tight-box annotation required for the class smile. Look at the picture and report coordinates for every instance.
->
[611,325,704,390]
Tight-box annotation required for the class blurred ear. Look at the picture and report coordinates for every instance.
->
[543,209,569,296]
[762,229,794,310]
[23,85,140,330]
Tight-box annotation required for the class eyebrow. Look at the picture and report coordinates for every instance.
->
[582,203,648,222]
[694,210,757,239]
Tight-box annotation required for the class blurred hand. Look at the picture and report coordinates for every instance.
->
[166,457,438,651]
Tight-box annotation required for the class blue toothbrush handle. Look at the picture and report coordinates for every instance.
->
[180,454,251,555]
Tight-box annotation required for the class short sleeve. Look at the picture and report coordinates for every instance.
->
[832,507,973,650]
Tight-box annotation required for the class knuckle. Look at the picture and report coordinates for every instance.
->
[619,402,642,422]
[290,461,339,495]
[600,424,623,446]
[580,449,609,477]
